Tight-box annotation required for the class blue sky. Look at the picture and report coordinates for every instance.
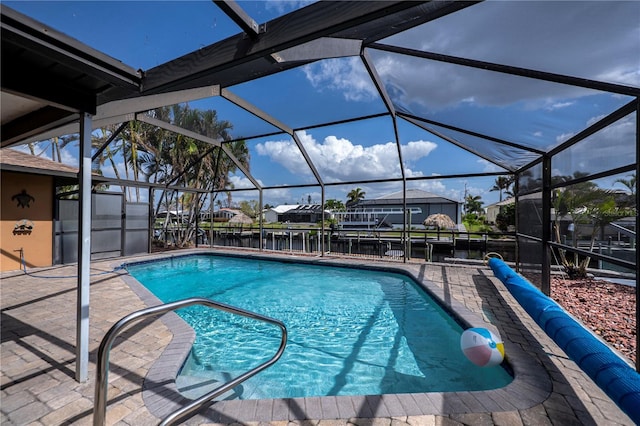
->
[6,1,639,208]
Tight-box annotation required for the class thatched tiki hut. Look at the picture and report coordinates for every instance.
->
[228,212,254,230]
[423,213,456,230]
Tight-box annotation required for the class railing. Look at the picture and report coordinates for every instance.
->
[207,226,517,262]
[93,298,287,426]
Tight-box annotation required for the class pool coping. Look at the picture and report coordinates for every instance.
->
[116,249,553,423]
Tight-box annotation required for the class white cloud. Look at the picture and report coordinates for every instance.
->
[411,180,458,201]
[596,67,640,88]
[59,149,77,167]
[256,131,437,182]
[553,114,636,177]
[546,101,574,111]
[255,139,308,175]
[586,114,607,127]
[228,174,260,190]
[11,141,78,166]
[98,159,123,179]
[302,2,639,111]
[370,52,599,112]
[555,111,633,148]
[478,159,504,174]
[302,57,378,102]
[263,187,296,206]
[556,132,575,145]
[12,143,52,160]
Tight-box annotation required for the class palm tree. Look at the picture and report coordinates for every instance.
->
[614,174,636,208]
[51,135,74,162]
[490,176,514,202]
[464,194,484,216]
[346,187,366,207]
[614,174,636,195]
[325,199,346,211]
[553,183,630,278]
[116,103,245,247]
[162,105,241,246]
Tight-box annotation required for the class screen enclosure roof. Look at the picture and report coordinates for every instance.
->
[1,1,638,194]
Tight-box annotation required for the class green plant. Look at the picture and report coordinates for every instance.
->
[464,194,484,216]
[346,187,366,207]
[553,182,632,278]
[495,203,515,231]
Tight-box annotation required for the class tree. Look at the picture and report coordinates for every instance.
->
[552,178,632,278]
[92,126,123,182]
[239,200,260,218]
[614,173,636,196]
[490,176,514,202]
[346,187,366,207]
[614,173,636,208]
[127,104,246,247]
[495,203,515,232]
[464,194,484,216]
[325,199,346,211]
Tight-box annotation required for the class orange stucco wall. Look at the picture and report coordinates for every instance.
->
[1,171,53,271]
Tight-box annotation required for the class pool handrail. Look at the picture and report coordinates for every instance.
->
[93,297,287,426]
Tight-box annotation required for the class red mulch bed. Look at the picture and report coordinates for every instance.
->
[551,276,636,365]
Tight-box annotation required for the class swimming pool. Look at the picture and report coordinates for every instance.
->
[126,254,512,400]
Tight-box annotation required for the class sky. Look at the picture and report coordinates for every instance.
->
[6,0,639,209]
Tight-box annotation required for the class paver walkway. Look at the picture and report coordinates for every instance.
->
[1,248,634,425]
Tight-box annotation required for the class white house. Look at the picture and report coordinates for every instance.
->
[485,197,515,224]
[263,205,299,223]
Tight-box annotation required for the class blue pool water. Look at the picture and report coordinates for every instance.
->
[126,254,512,400]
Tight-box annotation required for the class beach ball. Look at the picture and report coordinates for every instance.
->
[460,328,504,367]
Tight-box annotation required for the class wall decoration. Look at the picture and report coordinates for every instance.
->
[13,219,34,235]
[11,189,35,208]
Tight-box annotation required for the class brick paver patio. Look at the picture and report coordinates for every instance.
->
[1,248,634,425]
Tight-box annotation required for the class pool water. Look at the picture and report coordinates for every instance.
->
[126,255,512,400]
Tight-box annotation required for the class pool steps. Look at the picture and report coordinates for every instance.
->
[94,297,287,426]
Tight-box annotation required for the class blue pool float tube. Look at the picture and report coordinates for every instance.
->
[488,257,640,424]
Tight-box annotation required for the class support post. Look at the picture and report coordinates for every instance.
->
[148,189,154,254]
[76,112,92,382]
[541,155,552,296]
[259,190,264,251]
[321,186,325,256]
[514,176,520,270]
[635,98,640,372]
[402,183,407,263]
[195,198,200,248]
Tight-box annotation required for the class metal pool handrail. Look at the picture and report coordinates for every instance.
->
[93,297,287,426]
